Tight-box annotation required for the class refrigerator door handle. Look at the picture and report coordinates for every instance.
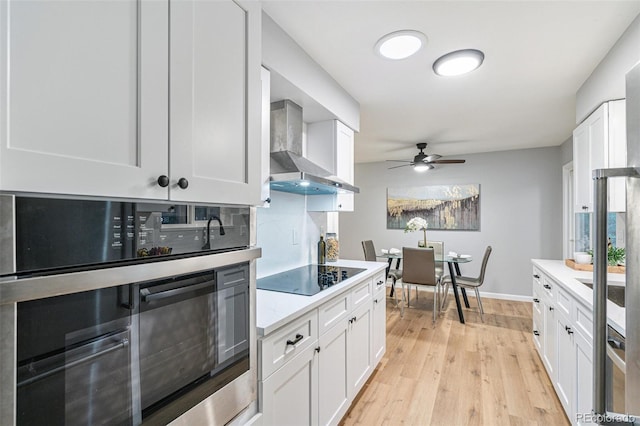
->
[592,167,640,421]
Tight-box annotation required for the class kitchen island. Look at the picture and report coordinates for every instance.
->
[256,259,387,426]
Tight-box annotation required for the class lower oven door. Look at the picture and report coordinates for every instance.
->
[16,328,132,426]
[138,270,218,415]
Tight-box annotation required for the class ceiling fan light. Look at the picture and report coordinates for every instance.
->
[375,30,427,60]
[433,49,484,76]
[413,163,433,172]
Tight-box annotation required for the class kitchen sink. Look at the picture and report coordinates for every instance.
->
[577,279,625,308]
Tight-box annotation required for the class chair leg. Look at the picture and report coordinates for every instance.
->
[440,281,449,310]
[400,281,405,318]
[474,287,484,322]
[432,284,439,323]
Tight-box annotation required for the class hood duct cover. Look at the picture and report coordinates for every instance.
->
[269,100,359,195]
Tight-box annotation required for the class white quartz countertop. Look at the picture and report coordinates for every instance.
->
[256,259,387,337]
[531,259,625,335]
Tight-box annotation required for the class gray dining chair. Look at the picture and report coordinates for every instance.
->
[401,247,440,323]
[426,240,445,281]
[441,246,492,321]
[361,240,405,312]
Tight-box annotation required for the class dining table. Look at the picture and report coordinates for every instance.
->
[378,251,473,324]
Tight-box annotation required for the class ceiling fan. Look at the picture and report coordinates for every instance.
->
[386,143,466,171]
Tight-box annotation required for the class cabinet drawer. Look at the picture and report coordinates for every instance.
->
[541,275,555,300]
[373,272,386,294]
[260,309,318,380]
[574,301,593,340]
[532,267,542,287]
[556,285,572,317]
[532,287,543,316]
[351,278,372,310]
[532,310,542,353]
[319,292,350,336]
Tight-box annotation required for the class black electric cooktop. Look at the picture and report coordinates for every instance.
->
[257,264,366,296]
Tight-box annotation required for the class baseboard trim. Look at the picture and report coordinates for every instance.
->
[388,281,531,303]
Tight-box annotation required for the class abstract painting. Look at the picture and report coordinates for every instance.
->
[387,184,480,231]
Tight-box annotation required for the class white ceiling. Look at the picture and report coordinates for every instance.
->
[262,1,640,164]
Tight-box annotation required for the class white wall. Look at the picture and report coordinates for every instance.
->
[576,14,640,123]
[339,147,563,298]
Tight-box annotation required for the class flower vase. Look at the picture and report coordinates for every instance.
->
[418,230,427,247]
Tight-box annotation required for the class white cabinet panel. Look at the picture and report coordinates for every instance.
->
[306,120,355,212]
[573,100,626,212]
[0,0,168,199]
[169,0,261,204]
[574,330,594,424]
[261,344,318,426]
[556,314,573,415]
[372,284,386,365]
[318,320,349,426]
[347,302,372,398]
[1,0,262,205]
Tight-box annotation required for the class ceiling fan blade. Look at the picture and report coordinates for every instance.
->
[385,160,412,163]
[388,163,413,169]
[431,159,466,164]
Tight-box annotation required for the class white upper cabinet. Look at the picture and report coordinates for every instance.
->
[1,0,261,205]
[573,100,626,212]
[307,120,355,212]
[0,0,168,199]
[169,0,261,204]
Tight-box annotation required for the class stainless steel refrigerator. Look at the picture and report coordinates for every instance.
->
[593,61,640,423]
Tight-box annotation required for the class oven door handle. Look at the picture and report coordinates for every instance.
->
[17,336,129,387]
[606,340,626,374]
[140,281,213,303]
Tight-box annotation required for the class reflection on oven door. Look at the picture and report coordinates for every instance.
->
[16,329,133,426]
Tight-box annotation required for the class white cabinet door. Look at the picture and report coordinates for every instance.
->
[0,0,168,199]
[347,302,372,399]
[169,0,261,205]
[260,66,271,207]
[574,330,594,424]
[372,285,386,365]
[542,300,557,381]
[556,314,574,417]
[573,101,626,213]
[306,120,355,212]
[261,344,319,426]
[573,121,591,213]
[318,320,349,426]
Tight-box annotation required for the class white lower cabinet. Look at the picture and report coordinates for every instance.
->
[347,302,373,398]
[555,313,574,414]
[260,344,319,426]
[318,318,349,425]
[372,280,387,365]
[259,271,385,426]
[531,263,594,426]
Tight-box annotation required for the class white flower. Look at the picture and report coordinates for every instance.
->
[404,217,428,233]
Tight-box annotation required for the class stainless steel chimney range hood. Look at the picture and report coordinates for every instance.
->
[269,100,359,195]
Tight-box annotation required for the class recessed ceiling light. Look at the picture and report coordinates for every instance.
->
[375,30,427,60]
[433,49,485,76]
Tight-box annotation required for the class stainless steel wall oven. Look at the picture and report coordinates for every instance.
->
[0,194,259,426]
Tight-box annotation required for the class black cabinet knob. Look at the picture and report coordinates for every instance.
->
[533,298,540,303]
[549,306,554,311]
[533,274,540,279]
[533,330,540,336]
[177,178,189,189]
[157,175,169,187]
[265,198,271,204]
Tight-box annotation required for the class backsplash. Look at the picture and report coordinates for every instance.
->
[256,191,327,278]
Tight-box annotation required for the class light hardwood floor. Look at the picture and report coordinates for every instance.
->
[340,290,570,426]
